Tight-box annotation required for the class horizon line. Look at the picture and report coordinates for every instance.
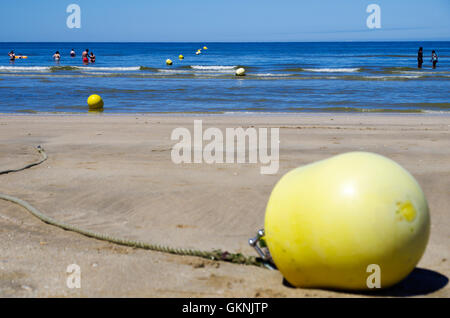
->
[2,40,450,43]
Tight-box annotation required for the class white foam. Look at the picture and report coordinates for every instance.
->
[78,66,141,71]
[363,75,422,80]
[303,68,361,73]
[158,66,238,75]
[190,65,237,70]
[394,71,450,76]
[80,72,116,75]
[157,69,190,74]
[0,66,50,72]
[254,73,291,77]
[422,110,450,114]
[0,66,141,72]
[395,75,422,79]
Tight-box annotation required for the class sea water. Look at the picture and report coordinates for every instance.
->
[0,42,449,113]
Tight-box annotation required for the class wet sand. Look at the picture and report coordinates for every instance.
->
[0,113,449,297]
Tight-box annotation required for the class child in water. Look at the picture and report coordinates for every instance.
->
[417,47,423,69]
[89,52,96,63]
[431,50,438,69]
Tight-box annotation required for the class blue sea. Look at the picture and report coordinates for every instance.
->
[0,42,449,113]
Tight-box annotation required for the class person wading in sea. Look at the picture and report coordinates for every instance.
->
[82,49,89,65]
[417,47,423,69]
[8,50,15,61]
[53,51,61,62]
[431,50,438,69]
[90,52,96,63]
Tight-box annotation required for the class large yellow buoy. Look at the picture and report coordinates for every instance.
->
[179,55,184,60]
[265,152,430,290]
[87,94,104,112]
[166,59,173,66]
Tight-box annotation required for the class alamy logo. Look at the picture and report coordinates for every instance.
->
[366,4,381,29]
[171,120,279,174]
[366,264,381,288]
[66,4,81,29]
[66,264,81,289]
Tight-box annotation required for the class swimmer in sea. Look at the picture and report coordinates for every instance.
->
[82,49,89,64]
[89,52,96,63]
[431,50,438,69]
[53,51,61,62]
[70,49,76,57]
[417,47,423,69]
[8,50,15,61]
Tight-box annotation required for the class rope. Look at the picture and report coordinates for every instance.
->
[0,146,264,267]
[0,145,47,175]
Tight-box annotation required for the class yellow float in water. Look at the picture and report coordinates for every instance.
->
[264,152,430,290]
[179,55,184,60]
[166,59,173,65]
[203,46,208,50]
[87,94,104,112]
[235,68,246,76]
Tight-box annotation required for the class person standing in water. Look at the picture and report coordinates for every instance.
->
[8,50,15,61]
[417,47,423,69]
[82,49,89,64]
[53,51,61,62]
[89,52,96,63]
[70,49,76,57]
[431,50,438,69]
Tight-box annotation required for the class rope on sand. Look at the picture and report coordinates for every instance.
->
[0,145,47,175]
[0,146,264,267]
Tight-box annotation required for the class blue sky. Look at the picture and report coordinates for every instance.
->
[1,0,449,42]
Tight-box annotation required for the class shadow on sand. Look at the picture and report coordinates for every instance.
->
[282,267,448,297]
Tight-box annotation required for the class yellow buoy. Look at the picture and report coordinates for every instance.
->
[203,46,208,50]
[179,55,184,60]
[166,59,173,66]
[235,68,246,76]
[87,94,104,112]
[264,152,430,290]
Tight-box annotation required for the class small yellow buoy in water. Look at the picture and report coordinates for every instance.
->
[235,68,246,76]
[264,152,430,290]
[203,46,208,50]
[166,59,173,66]
[179,54,184,60]
[87,94,104,112]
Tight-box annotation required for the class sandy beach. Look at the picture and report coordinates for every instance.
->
[0,113,449,297]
